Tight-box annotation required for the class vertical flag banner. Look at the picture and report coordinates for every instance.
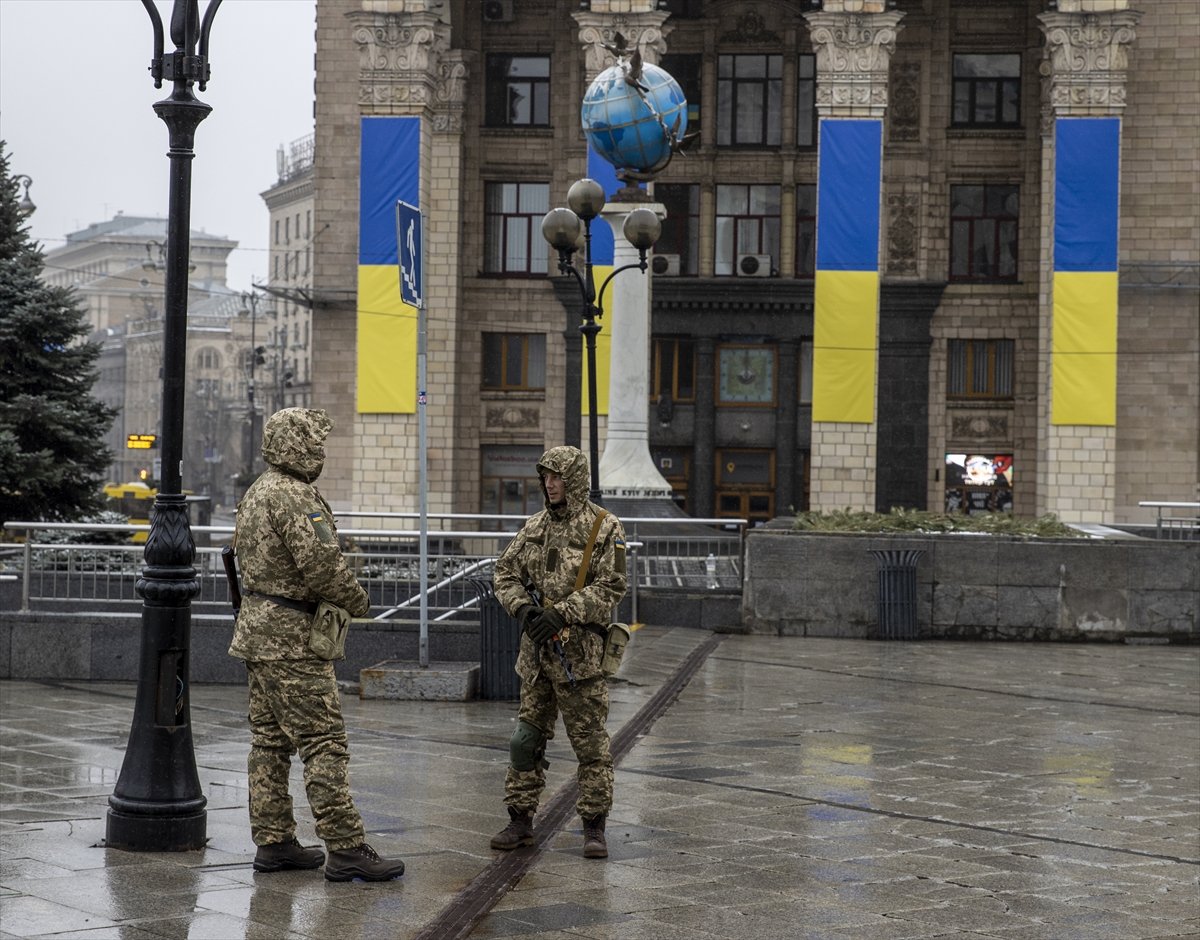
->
[1052,117,1119,426]
[358,116,420,413]
[812,119,882,424]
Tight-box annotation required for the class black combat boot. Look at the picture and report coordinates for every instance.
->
[323,843,405,882]
[582,814,607,859]
[490,806,535,850]
[253,837,325,872]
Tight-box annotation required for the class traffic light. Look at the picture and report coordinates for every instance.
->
[283,370,294,388]
[254,345,266,365]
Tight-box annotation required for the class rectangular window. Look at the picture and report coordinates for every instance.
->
[717,344,776,405]
[950,183,1019,281]
[661,53,702,134]
[654,183,700,276]
[485,55,551,127]
[715,184,781,276]
[652,336,696,402]
[947,338,1014,399]
[717,54,782,147]
[482,332,546,390]
[952,54,1021,127]
[795,184,817,278]
[484,182,550,275]
[797,54,816,148]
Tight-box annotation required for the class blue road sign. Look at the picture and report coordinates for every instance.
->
[397,200,422,308]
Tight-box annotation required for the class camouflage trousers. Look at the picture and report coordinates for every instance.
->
[505,671,613,819]
[245,658,366,851]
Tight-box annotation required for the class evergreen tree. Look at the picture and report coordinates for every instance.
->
[0,141,116,524]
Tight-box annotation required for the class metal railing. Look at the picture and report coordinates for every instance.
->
[1137,501,1200,541]
[1,514,746,619]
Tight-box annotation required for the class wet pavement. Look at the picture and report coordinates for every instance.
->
[1,626,1197,939]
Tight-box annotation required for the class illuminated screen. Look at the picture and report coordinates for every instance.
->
[945,453,1013,514]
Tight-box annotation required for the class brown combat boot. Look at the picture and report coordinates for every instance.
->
[582,814,607,859]
[490,806,534,850]
[323,843,405,882]
[253,837,325,872]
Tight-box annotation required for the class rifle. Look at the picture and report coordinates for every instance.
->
[221,545,242,615]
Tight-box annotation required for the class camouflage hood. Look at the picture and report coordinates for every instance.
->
[537,445,590,518]
[260,408,332,483]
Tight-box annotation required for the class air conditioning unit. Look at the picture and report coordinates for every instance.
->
[737,253,772,277]
[482,0,514,22]
[651,253,681,276]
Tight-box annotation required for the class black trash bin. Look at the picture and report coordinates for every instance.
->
[469,579,521,700]
[868,549,925,640]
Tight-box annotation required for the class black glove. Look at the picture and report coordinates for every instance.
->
[528,607,567,646]
[516,604,542,632]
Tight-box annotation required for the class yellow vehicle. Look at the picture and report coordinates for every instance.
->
[102,482,209,543]
[102,481,157,543]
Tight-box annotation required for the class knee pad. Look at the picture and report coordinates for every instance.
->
[509,720,548,772]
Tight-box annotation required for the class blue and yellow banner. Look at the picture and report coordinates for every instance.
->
[1052,117,1120,426]
[812,119,882,424]
[357,116,420,413]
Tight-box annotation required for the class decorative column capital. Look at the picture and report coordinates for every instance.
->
[349,5,468,129]
[803,10,905,118]
[572,10,674,82]
[1038,10,1142,117]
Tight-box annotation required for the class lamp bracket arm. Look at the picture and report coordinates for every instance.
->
[142,0,165,87]
[596,257,649,312]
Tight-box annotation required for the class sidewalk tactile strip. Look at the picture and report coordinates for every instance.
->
[412,633,724,940]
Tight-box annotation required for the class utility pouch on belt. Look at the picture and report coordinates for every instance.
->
[308,600,352,661]
[601,622,630,677]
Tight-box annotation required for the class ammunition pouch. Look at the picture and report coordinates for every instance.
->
[601,623,631,677]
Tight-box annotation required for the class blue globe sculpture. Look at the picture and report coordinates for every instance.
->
[581,61,688,176]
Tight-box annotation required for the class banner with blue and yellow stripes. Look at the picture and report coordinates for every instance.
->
[812,119,882,424]
[357,116,420,413]
[1052,117,1120,426]
[580,149,619,416]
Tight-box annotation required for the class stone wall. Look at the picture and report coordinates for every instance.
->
[742,530,1198,642]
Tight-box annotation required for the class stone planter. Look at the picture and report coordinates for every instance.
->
[742,529,1198,642]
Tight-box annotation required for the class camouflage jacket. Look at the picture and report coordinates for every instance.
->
[494,446,627,683]
[228,408,370,662]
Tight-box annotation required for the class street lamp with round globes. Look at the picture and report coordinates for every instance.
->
[541,180,661,503]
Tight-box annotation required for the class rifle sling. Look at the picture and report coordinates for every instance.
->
[573,509,609,593]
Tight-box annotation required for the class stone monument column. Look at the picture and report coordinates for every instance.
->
[803,2,904,513]
[598,199,673,500]
[1035,2,1140,523]
[573,4,676,505]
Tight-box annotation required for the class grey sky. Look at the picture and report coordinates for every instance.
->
[0,0,316,291]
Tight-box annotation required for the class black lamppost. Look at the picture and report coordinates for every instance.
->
[106,0,223,852]
[541,179,660,503]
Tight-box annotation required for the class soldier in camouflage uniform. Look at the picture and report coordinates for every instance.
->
[490,445,627,859]
[229,408,405,882]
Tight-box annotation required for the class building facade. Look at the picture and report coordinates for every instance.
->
[43,215,251,507]
[306,0,1198,526]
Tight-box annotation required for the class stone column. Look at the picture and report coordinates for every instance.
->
[598,201,673,500]
[803,2,904,514]
[1035,2,1140,523]
[693,338,716,518]
[343,1,471,514]
[775,340,799,513]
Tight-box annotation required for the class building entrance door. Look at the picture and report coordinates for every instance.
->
[715,448,775,525]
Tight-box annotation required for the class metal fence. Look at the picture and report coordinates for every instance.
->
[1,514,746,621]
[1137,501,1200,541]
